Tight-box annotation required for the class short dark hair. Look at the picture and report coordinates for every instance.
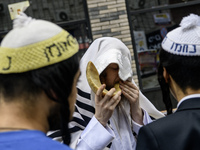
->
[159,49,200,92]
[158,48,200,114]
[0,53,79,145]
[0,53,79,102]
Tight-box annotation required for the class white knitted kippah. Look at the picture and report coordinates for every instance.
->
[1,12,62,48]
[161,14,200,56]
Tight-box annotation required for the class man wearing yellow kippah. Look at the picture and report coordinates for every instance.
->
[0,13,80,150]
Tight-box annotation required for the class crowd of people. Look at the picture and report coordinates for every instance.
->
[0,12,200,150]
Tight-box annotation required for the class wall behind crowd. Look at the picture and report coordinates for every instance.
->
[0,0,85,32]
[86,0,139,85]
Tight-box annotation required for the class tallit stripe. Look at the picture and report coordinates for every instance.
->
[71,116,87,127]
[77,88,90,99]
[69,126,84,133]
[76,99,95,113]
[73,105,93,126]
[76,94,92,106]
[76,103,94,116]
[48,130,62,138]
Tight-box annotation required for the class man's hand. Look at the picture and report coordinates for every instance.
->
[120,81,144,125]
[95,84,121,127]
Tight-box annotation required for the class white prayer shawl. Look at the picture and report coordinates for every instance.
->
[78,37,164,118]
[69,37,164,149]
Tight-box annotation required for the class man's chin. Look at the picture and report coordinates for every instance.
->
[106,84,117,91]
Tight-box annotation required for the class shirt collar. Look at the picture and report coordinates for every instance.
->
[177,94,200,108]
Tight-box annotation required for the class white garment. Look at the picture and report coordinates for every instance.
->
[78,37,164,119]
[74,109,151,150]
[69,37,164,150]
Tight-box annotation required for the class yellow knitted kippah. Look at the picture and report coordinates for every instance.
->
[0,13,79,74]
[0,30,79,74]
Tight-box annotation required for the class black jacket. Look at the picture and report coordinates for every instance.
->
[136,98,200,150]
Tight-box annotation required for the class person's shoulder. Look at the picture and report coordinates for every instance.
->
[39,136,72,150]
[143,113,177,131]
[29,132,72,150]
[142,110,191,136]
[0,130,72,150]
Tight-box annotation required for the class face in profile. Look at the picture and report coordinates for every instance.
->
[100,63,121,90]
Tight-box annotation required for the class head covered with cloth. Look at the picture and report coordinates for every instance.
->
[0,13,79,150]
[78,37,164,118]
[67,37,164,150]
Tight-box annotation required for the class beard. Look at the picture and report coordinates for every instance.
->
[118,94,127,105]
[100,73,116,91]
[48,104,62,131]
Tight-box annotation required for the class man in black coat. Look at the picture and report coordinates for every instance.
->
[136,13,200,150]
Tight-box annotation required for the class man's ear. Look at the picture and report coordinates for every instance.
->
[163,67,170,83]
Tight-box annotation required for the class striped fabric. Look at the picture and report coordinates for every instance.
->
[48,37,164,150]
[70,88,94,132]
[69,88,112,148]
[48,87,112,148]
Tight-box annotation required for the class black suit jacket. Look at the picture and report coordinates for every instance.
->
[136,98,200,150]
